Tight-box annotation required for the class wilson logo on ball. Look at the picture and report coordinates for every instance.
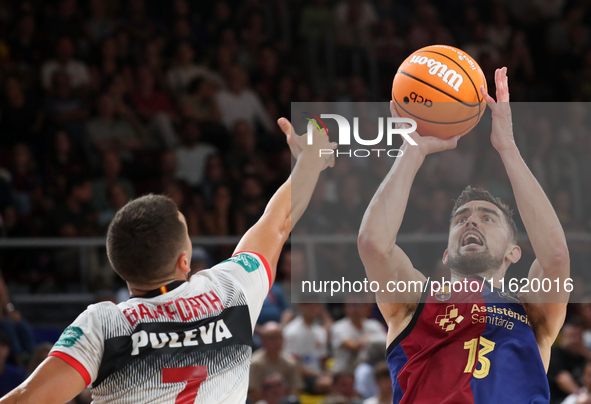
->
[408,55,464,92]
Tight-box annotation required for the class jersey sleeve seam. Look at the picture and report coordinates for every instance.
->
[233,250,272,291]
[49,351,92,386]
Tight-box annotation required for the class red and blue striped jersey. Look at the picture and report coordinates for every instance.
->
[386,276,550,404]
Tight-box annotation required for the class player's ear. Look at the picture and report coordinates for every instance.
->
[442,249,449,265]
[507,244,521,264]
[176,252,191,275]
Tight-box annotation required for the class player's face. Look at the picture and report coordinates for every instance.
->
[445,201,513,275]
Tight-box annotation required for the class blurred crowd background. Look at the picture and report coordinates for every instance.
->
[0,0,590,403]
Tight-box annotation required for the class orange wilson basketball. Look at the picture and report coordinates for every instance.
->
[392,45,487,139]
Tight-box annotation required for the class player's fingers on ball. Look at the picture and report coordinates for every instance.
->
[389,101,400,117]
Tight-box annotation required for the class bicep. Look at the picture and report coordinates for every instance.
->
[2,357,86,404]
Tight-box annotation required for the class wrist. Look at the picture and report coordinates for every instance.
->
[296,152,326,172]
[497,143,520,160]
[401,143,426,164]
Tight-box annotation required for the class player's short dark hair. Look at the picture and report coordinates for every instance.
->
[106,194,187,285]
[451,186,518,244]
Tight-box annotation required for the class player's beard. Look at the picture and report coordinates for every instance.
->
[448,245,504,276]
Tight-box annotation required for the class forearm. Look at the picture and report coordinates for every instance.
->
[499,146,569,272]
[359,145,424,253]
[556,371,580,395]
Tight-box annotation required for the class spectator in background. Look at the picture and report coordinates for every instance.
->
[86,93,144,161]
[49,176,98,237]
[0,76,43,148]
[332,175,365,234]
[140,150,178,195]
[216,65,274,133]
[254,372,294,404]
[180,77,222,124]
[40,36,89,91]
[321,372,362,404]
[417,188,453,233]
[9,143,44,217]
[97,183,129,231]
[548,322,590,404]
[0,275,35,367]
[167,41,222,94]
[131,66,178,149]
[200,155,227,208]
[202,184,235,236]
[163,181,201,236]
[92,150,135,213]
[43,71,88,142]
[90,36,120,83]
[331,297,386,373]
[283,302,332,394]
[43,0,85,41]
[225,120,264,182]
[179,78,230,151]
[8,13,44,72]
[562,361,591,404]
[43,130,87,202]
[354,336,387,399]
[26,343,52,375]
[85,0,117,44]
[582,301,591,352]
[250,322,303,402]
[235,175,267,234]
[174,120,218,189]
[363,362,393,404]
[0,333,26,397]
[258,279,290,326]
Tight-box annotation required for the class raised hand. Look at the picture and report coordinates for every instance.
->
[480,67,516,153]
[277,117,337,171]
[390,101,459,157]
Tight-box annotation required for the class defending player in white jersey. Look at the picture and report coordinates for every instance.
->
[0,118,336,404]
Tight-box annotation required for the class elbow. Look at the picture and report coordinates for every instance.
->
[357,232,393,261]
[553,247,570,268]
[544,245,570,273]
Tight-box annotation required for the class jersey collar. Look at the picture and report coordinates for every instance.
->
[129,280,186,299]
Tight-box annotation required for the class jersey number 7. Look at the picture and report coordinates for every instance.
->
[163,365,208,404]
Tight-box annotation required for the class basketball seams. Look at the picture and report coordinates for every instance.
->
[418,50,482,103]
[395,71,480,108]
[393,94,482,126]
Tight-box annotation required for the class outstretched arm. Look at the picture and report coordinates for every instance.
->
[481,68,569,363]
[234,118,336,283]
[358,104,458,342]
[0,356,87,404]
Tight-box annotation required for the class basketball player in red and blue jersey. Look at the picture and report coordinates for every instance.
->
[358,67,570,403]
